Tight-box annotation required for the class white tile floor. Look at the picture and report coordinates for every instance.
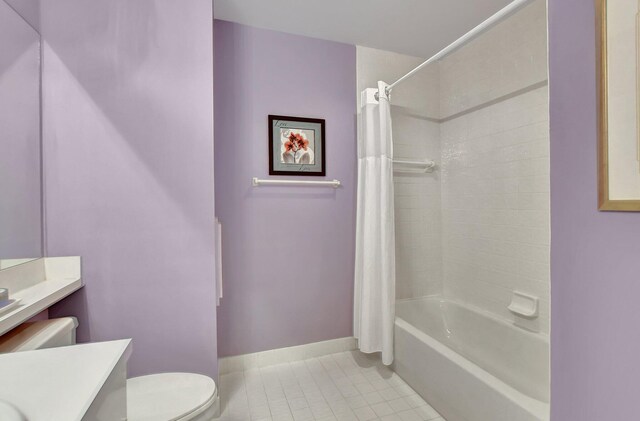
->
[218,350,446,421]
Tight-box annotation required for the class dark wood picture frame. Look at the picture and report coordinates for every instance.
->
[269,115,326,177]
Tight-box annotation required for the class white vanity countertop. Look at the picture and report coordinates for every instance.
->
[0,339,132,420]
[0,257,83,336]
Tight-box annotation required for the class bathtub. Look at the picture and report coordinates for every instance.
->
[393,297,549,421]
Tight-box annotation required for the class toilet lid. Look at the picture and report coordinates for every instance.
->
[127,373,216,421]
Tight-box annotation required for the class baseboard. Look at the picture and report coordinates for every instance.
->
[219,337,357,374]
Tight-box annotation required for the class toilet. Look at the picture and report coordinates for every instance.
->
[126,373,218,421]
[0,318,219,421]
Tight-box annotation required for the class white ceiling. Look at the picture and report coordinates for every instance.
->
[214,0,513,59]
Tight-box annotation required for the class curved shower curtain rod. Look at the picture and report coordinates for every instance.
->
[381,0,534,98]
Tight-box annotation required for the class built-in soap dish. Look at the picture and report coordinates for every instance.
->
[507,291,538,319]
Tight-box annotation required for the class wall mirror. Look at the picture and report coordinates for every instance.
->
[0,0,43,269]
[598,0,640,211]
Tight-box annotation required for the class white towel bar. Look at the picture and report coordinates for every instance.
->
[393,159,436,173]
[252,177,341,188]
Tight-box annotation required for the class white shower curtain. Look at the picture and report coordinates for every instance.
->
[354,81,396,365]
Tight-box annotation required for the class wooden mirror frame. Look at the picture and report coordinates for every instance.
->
[597,0,640,211]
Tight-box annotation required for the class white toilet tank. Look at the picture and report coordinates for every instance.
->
[0,317,78,353]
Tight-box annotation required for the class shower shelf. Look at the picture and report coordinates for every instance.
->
[393,159,436,173]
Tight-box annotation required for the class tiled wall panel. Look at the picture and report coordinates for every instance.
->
[357,1,549,326]
[440,0,549,332]
[439,0,548,118]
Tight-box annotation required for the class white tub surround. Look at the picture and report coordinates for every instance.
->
[440,0,550,334]
[394,297,549,421]
[0,339,131,420]
[0,257,82,335]
[356,2,549,418]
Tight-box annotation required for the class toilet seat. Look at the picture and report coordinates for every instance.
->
[127,372,217,421]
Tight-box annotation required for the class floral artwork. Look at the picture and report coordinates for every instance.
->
[281,129,315,165]
[269,115,325,176]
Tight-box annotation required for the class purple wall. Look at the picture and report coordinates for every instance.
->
[549,1,640,419]
[214,20,357,357]
[43,0,217,378]
[3,0,40,31]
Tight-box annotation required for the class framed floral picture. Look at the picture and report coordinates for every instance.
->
[269,115,325,176]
